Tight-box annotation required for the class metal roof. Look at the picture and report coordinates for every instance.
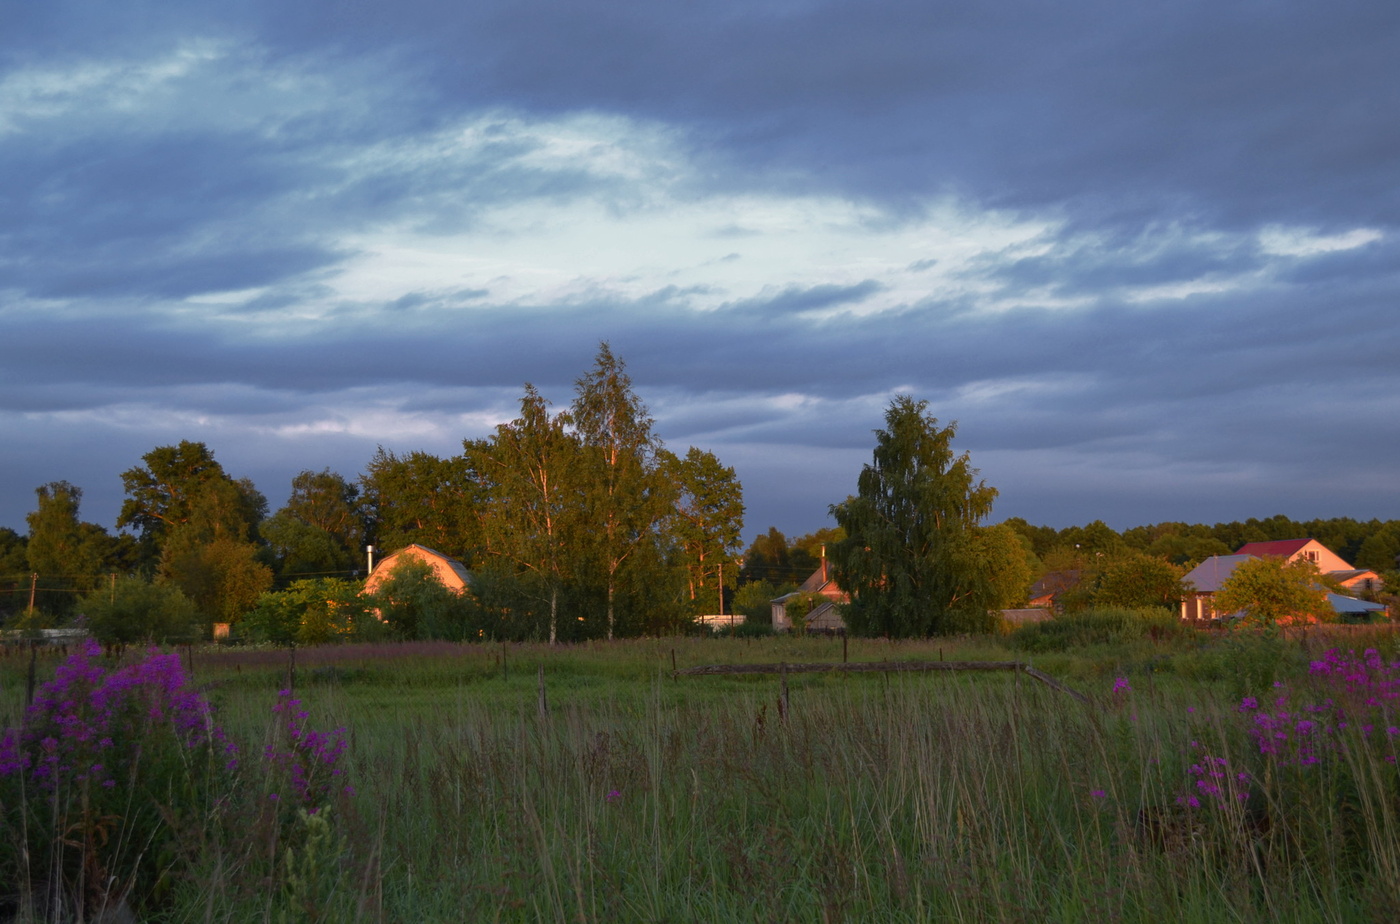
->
[1181,555,1254,593]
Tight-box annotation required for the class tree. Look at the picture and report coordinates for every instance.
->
[739,527,797,585]
[1356,523,1400,575]
[160,533,274,627]
[118,441,263,548]
[570,343,675,638]
[360,448,478,559]
[367,556,469,640]
[1214,556,1333,626]
[1091,550,1188,611]
[732,580,785,627]
[465,384,584,643]
[118,443,272,626]
[829,396,999,637]
[79,577,198,644]
[0,528,27,619]
[25,482,117,614]
[669,447,745,615]
[264,469,366,579]
[964,523,1034,611]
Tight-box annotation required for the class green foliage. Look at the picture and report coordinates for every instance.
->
[1355,522,1400,574]
[1010,607,1190,652]
[360,448,477,556]
[160,533,274,626]
[732,580,787,626]
[369,557,472,640]
[24,481,123,614]
[830,396,999,636]
[465,384,584,643]
[79,576,199,643]
[1214,556,1332,626]
[570,342,677,639]
[244,579,370,645]
[781,591,828,633]
[118,442,273,625]
[118,441,265,547]
[263,469,367,580]
[0,527,28,619]
[669,446,745,615]
[739,527,802,585]
[1091,550,1188,611]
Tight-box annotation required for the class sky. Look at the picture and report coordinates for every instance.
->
[2,1,1398,544]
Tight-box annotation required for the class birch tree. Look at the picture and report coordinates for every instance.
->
[830,396,999,636]
[570,343,674,638]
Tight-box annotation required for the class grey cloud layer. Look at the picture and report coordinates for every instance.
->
[2,1,1398,539]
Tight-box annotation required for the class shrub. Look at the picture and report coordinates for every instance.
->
[244,578,371,645]
[0,643,356,919]
[1010,606,1190,652]
[0,642,238,916]
[78,576,199,644]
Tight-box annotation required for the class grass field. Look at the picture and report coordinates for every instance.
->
[3,627,1398,922]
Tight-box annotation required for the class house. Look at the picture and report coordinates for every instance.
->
[1181,539,1385,622]
[1027,570,1082,612]
[362,544,473,596]
[772,558,848,632]
[1180,555,1255,621]
[1233,538,1384,594]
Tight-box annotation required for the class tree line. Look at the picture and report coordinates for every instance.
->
[1,345,744,642]
[735,397,1400,635]
[4,372,1398,641]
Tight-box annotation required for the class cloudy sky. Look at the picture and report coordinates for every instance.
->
[3,1,1398,542]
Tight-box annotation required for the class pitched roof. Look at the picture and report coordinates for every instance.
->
[1234,539,1313,558]
[406,544,473,585]
[1326,593,1387,614]
[1182,555,1255,593]
[1029,570,1081,600]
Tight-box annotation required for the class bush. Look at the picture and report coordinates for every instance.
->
[79,576,199,644]
[0,642,238,916]
[370,558,474,640]
[1010,607,1190,652]
[731,581,788,628]
[0,644,356,919]
[244,578,372,645]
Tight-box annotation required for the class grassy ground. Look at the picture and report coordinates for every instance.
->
[2,627,1398,922]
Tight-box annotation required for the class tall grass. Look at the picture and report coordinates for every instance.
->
[3,633,1397,921]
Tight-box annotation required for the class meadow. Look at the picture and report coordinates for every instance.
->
[2,624,1398,923]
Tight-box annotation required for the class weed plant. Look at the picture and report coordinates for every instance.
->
[2,632,1398,921]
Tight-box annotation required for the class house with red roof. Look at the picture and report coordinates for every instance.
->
[1233,539,1383,594]
[1180,539,1385,621]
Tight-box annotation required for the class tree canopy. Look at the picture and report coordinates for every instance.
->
[1214,556,1334,626]
[830,396,1004,637]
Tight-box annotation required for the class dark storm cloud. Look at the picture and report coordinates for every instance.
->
[223,0,1400,228]
[3,1,1399,538]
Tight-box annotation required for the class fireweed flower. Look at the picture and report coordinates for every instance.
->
[264,689,353,808]
[1112,677,1132,694]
